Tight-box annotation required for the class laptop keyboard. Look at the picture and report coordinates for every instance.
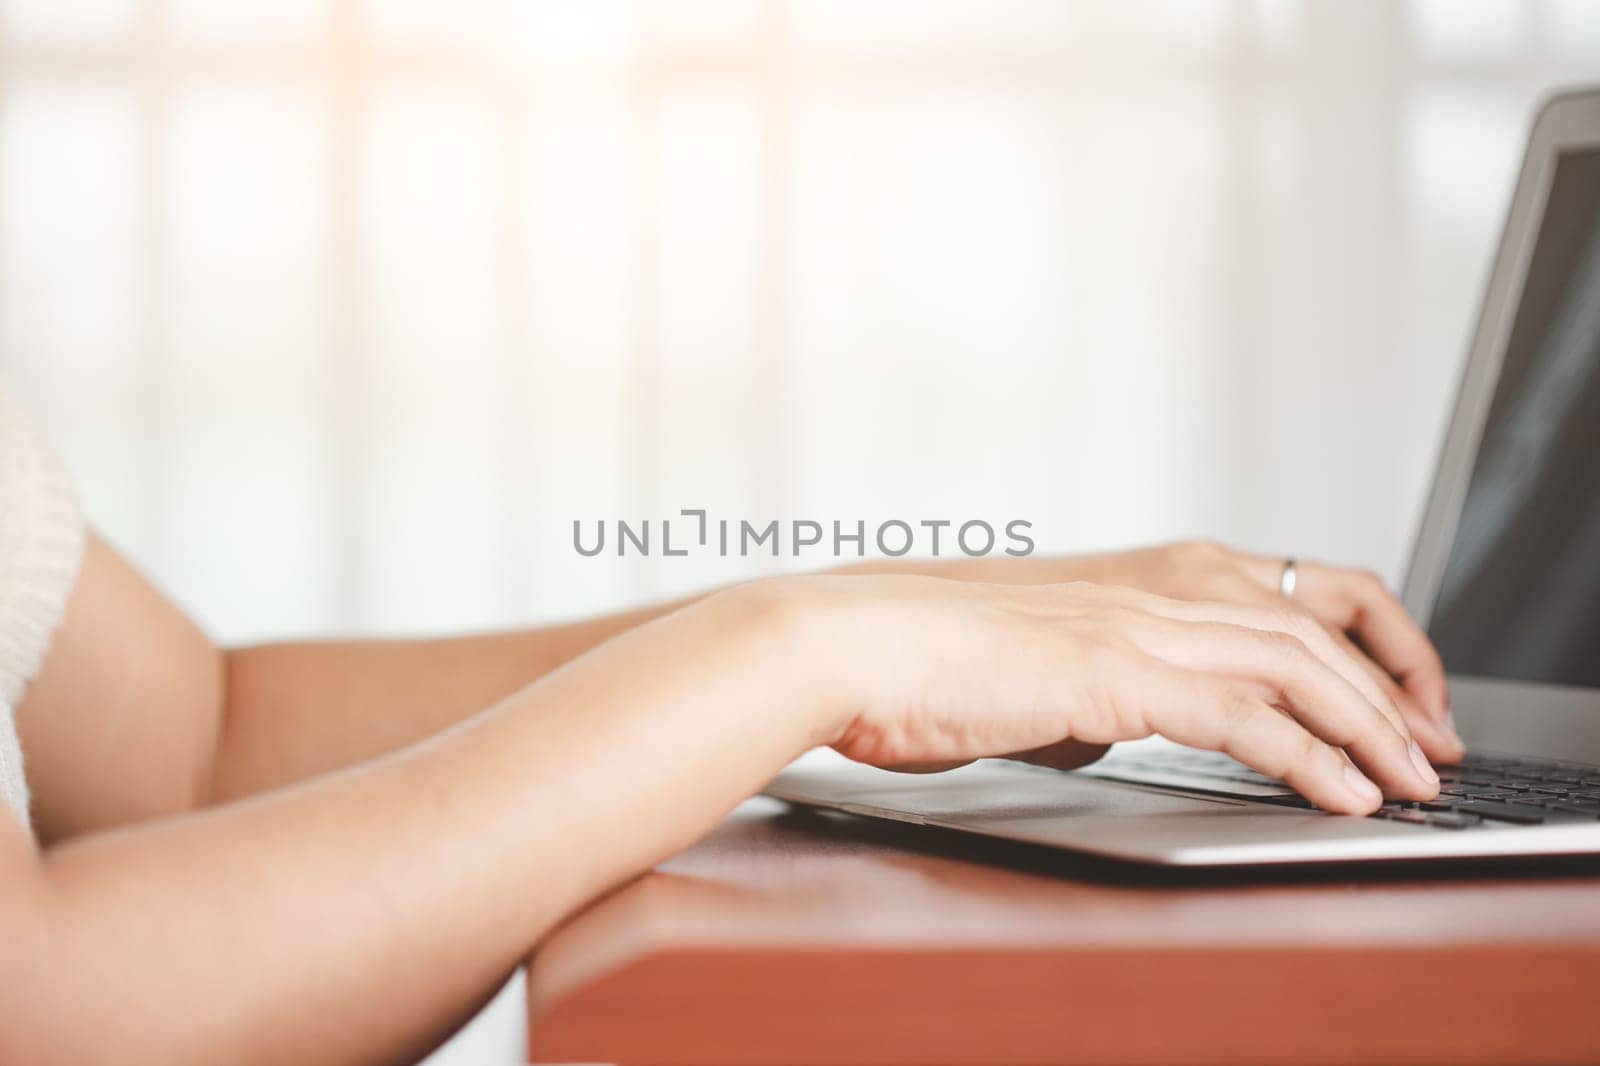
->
[1083,750,1600,830]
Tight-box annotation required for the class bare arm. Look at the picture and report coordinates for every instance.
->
[205,559,1115,802]
[17,535,692,835]
[4,547,1437,1064]
[19,535,226,841]
[211,604,680,803]
[165,548,1471,814]
[5,580,824,1066]
[20,534,1456,843]
[14,536,1093,826]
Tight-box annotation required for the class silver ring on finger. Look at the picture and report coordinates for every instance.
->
[1279,557,1299,599]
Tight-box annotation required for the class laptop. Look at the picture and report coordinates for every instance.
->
[766,87,1600,867]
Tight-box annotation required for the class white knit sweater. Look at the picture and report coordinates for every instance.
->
[0,390,85,830]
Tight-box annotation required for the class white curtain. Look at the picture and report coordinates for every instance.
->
[3,0,1598,643]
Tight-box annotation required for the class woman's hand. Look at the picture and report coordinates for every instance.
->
[789,574,1442,815]
[918,541,1462,763]
[1051,542,1462,762]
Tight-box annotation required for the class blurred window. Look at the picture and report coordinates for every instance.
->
[1,1,1597,641]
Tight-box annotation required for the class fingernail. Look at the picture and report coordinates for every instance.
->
[1408,739,1440,786]
[1343,764,1382,805]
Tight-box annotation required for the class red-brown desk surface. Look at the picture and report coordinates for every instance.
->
[527,796,1600,1065]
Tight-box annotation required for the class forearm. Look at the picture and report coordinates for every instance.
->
[213,557,1070,802]
[213,600,686,800]
[7,583,829,1066]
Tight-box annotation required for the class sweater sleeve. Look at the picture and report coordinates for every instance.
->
[0,389,87,828]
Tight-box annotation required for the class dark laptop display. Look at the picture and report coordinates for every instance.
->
[1428,149,1600,689]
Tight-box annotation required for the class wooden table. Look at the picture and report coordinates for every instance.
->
[527,796,1600,1064]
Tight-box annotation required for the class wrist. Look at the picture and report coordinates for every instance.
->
[708,575,863,753]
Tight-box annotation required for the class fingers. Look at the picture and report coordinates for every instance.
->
[1125,615,1439,800]
[1328,628,1465,764]
[1135,585,1411,737]
[1213,566,1465,759]
[1237,556,1452,728]
[1305,564,1451,725]
[1105,656,1383,814]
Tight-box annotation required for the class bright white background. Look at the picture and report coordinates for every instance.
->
[2,1,1598,1061]
[5,1,1600,642]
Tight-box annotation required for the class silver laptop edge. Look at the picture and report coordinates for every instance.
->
[1403,88,1600,768]
[767,87,1600,866]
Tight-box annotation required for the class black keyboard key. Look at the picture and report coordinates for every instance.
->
[1417,799,1461,812]
[1375,808,1431,824]
[1529,791,1599,805]
[1452,800,1546,824]
[1499,797,1600,819]
[1463,789,1520,800]
[1540,801,1600,818]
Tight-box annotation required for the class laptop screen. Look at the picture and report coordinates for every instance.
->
[1428,148,1600,689]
